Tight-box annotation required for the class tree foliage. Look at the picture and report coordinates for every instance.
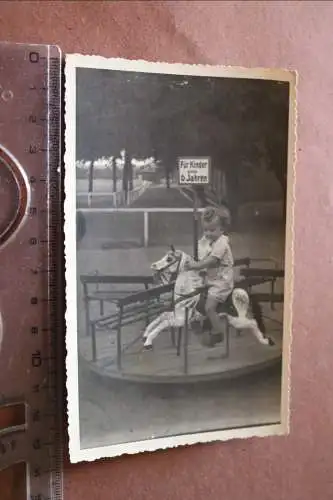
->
[76,68,290,210]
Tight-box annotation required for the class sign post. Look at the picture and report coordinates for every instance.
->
[178,157,210,261]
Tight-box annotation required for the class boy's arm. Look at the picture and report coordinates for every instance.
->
[189,255,219,271]
[186,236,229,271]
[210,236,228,259]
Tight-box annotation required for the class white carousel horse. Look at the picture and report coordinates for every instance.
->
[142,249,204,348]
[142,247,274,349]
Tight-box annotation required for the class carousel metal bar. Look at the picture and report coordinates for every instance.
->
[83,282,91,337]
[170,328,176,347]
[116,303,124,371]
[234,257,251,268]
[93,301,172,330]
[91,323,97,362]
[252,293,283,303]
[183,307,189,374]
[81,263,252,282]
[249,257,280,268]
[271,279,276,311]
[225,320,230,359]
[193,189,199,261]
[236,276,277,291]
[144,281,150,326]
[176,328,182,357]
[81,274,156,339]
[240,268,284,278]
[118,282,174,307]
[80,274,155,285]
[170,275,176,347]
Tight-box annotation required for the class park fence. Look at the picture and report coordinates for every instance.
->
[77,180,151,209]
[79,208,203,248]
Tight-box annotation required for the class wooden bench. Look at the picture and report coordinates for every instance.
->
[90,282,175,364]
[89,273,284,369]
[80,274,155,337]
[239,268,284,310]
[81,260,249,307]
[82,259,284,367]
[105,273,284,374]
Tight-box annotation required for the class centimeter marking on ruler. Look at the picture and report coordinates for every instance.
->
[31,47,63,500]
[48,50,63,500]
[0,45,63,500]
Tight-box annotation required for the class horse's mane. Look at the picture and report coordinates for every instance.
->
[173,251,203,300]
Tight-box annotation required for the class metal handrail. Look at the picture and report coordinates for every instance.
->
[86,258,284,366]
[183,307,189,375]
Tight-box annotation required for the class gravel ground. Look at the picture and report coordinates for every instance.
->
[78,362,282,449]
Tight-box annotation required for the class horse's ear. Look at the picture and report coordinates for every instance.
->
[170,244,175,253]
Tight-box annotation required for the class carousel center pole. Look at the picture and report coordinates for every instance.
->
[193,186,199,261]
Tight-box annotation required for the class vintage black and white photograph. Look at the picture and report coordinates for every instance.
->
[65,55,295,463]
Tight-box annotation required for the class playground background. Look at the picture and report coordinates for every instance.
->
[76,191,285,449]
[74,64,288,452]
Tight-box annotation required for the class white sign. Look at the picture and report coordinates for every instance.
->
[178,157,210,185]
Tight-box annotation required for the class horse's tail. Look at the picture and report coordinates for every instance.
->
[250,295,266,335]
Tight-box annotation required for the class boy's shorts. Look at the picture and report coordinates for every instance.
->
[207,285,233,303]
[196,286,237,317]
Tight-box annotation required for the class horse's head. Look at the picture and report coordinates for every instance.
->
[151,246,193,284]
[151,246,182,284]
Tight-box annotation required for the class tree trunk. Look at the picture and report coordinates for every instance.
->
[122,157,128,203]
[112,157,117,192]
[165,164,170,188]
[195,186,206,207]
[221,170,227,203]
[88,160,94,193]
[269,150,287,225]
[127,154,133,191]
[225,167,239,229]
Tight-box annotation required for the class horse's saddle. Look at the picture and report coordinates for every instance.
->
[195,288,238,318]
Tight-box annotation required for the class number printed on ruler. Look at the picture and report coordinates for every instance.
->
[0,42,63,500]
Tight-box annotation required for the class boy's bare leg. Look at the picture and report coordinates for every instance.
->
[205,295,226,339]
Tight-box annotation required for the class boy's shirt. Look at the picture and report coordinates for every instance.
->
[198,234,234,290]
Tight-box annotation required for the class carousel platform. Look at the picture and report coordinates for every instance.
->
[79,304,283,384]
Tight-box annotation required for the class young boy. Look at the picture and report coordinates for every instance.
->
[185,206,234,340]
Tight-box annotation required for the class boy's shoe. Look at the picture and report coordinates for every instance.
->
[211,332,224,344]
[201,331,224,347]
[191,320,202,335]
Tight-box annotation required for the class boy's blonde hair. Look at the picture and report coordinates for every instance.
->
[201,206,231,230]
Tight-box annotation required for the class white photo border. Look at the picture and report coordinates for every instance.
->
[64,54,297,464]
